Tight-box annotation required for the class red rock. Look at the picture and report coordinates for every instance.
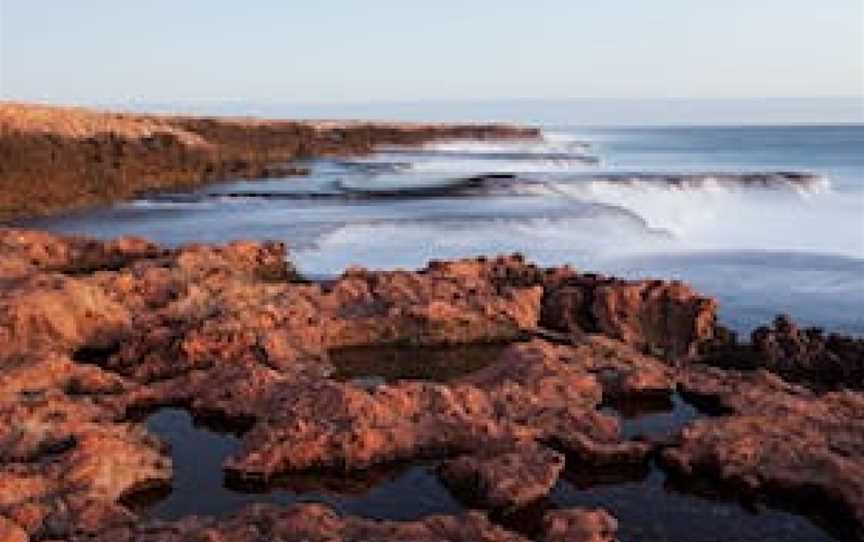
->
[0,274,131,361]
[4,228,857,539]
[551,334,677,399]
[542,508,619,542]
[665,366,864,534]
[439,444,565,509]
[223,340,647,481]
[79,503,530,542]
[0,516,28,542]
[0,228,163,280]
[0,400,168,538]
[0,355,166,540]
[541,273,717,360]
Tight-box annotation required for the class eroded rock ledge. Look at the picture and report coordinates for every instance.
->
[0,228,861,541]
[0,102,539,221]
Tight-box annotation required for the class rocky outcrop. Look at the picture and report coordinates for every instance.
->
[542,508,619,542]
[555,334,677,399]
[0,517,28,542]
[439,444,565,510]
[0,102,539,221]
[79,503,529,542]
[540,272,717,360]
[702,314,864,389]
[220,340,647,481]
[423,255,719,361]
[0,229,165,279]
[0,356,168,539]
[76,503,620,542]
[2,228,860,539]
[665,366,864,538]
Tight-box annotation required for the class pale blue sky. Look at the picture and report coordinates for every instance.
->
[1,0,861,106]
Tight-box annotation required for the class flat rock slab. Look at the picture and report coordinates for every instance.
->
[439,445,565,510]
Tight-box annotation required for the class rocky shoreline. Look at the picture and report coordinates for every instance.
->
[1,228,862,541]
[0,103,538,221]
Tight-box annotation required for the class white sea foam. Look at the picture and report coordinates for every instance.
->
[406,158,597,173]
[292,214,672,276]
[417,134,590,155]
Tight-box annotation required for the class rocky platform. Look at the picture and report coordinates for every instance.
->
[0,228,861,541]
[0,103,539,221]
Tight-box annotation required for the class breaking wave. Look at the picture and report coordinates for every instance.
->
[292,213,674,276]
[22,124,863,335]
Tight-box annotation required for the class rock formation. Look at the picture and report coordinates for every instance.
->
[78,503,617,542]
[666,366,864,539]
[0,228,859,540]
[0,103,539,221]
[702,314,864,389]
[541,272,717,360]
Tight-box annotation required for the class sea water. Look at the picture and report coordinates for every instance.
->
[22,123,864,335]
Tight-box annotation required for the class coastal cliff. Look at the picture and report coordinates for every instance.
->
[0,103,538,221]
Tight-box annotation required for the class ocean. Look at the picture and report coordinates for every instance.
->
[23,121,864,335]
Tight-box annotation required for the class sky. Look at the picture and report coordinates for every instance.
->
[0,1,862,114]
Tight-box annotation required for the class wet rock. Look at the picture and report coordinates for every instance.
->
[665,366,864,535]
[79,503,530,542]
[223,340,647,481]
[702,314,864,389]
[541,274,717,360]
[2,229,856,539]
[102,254,541,383]
[323,262,542,347]
[542,508,619,542]
[0,412,169,538]
[223,379,529,478]
[566,334,677,399]
[0,516,28,542]
[439,444,565,510]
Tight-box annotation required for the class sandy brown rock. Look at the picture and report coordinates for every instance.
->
[551,334,677,399]
[0,516,28,542]
[664,366,864,535]
[541,273,717,360]
[78,503,530,542]
[0,102,538,222]
[0,229,164,280]
[0,390,169,539]
[5,229,857,539]
[541,508,619,542]
[98,254,541,383]
[223,339,648,481]
[439,444,565,509]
